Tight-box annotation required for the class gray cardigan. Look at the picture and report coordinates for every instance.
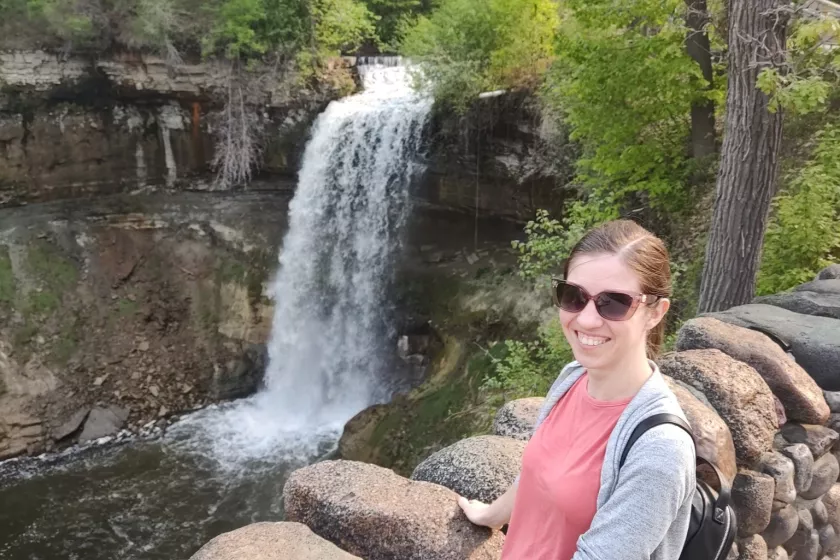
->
[522,360,696,560]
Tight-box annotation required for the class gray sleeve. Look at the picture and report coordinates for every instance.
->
[572,425,696,560]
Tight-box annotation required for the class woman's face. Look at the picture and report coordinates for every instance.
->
[560,252,668,373]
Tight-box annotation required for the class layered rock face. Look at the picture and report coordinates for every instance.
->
[0,51,344,207]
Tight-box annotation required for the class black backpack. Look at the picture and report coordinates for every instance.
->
[619,413,738,560]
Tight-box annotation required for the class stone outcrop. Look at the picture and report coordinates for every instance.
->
[283,460,504,560]
[78,405,129,442]
[659,349,777,466]
[708,304,840,391]
[189,522,361,560]
[755,287,840,320]
[0,52,344,208]
[664,376,738,483]
[492,397,542,440]
[411,435,525,503]
[675,317,829,424]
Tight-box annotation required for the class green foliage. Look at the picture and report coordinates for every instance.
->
[311,0,377,54]
[512,208,587,279]
[758,121,840,294]
[362,0,427,50]
[483,318,572,401]
[758,16,840,116]
[400,0,559,112]
[4,0,376,65]
[543,0,717,214]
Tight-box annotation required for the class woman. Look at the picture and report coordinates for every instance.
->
[458,219,695,560]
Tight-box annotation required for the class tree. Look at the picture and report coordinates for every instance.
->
[697,0,787,313]
[684,0,716,159]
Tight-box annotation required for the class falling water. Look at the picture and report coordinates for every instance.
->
[173,58,433,464]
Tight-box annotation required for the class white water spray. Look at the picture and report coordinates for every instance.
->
[171,59,432,465]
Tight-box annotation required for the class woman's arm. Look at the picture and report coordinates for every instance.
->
[457,480,518,530]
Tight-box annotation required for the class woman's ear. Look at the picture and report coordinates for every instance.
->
[645,298,670,331]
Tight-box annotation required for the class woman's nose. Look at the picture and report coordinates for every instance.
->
[576,299,604,328]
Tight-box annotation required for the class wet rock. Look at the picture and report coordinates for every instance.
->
[411,435,525,503]
[52,407,90,441]
[212,343,266,401]
[708,304,840,391]
[738,535,768,559]
[660,350,776,466]
[493,398,542,440]
[801,454,840,500]
[759,452,797,504]
[781,444,815,493]
[762,504,798,548]
[665,376,737,484]
[283,460,504,560]
[781,424,839,459]
[733,469,775,537]
[676,318,829,424]
[78,405,129,442]
[189,521,361,560]
[816,265,840,280]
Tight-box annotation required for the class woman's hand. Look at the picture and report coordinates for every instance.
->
[457,496,505,530]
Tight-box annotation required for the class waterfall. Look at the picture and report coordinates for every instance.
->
[262,59,432,425]
[173,59,432,465]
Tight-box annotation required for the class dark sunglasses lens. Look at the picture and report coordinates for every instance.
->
[557,283,587,312]
[595,292,634,320]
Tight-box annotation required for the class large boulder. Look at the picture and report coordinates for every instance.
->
[189,522,361,560]
[676,317,829,424]
[660,350,777,467]
[707,304,840,390]
[283,460,504,560]
[411,435,525,503]
[755,280,840,319]
[78,405,129,442]
[493,398,543,440]
[664,376,737,484]
[817,264,840,280]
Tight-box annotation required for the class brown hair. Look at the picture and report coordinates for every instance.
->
[563,219,672,357]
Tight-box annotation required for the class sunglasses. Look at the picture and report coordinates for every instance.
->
[551,279,661,322]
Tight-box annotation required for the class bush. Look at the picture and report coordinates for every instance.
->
[484,318,573,401]
[400,0,558,112]
[758,121,840,294]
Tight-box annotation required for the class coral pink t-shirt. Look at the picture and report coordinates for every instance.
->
[502,374,631,560]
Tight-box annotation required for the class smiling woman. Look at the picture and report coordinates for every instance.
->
[457,220,699,560]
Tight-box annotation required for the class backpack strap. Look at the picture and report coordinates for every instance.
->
[619,413,732,516]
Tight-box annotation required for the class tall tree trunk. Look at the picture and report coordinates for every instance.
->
[697,0,787,313]
[685,0,716,159]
